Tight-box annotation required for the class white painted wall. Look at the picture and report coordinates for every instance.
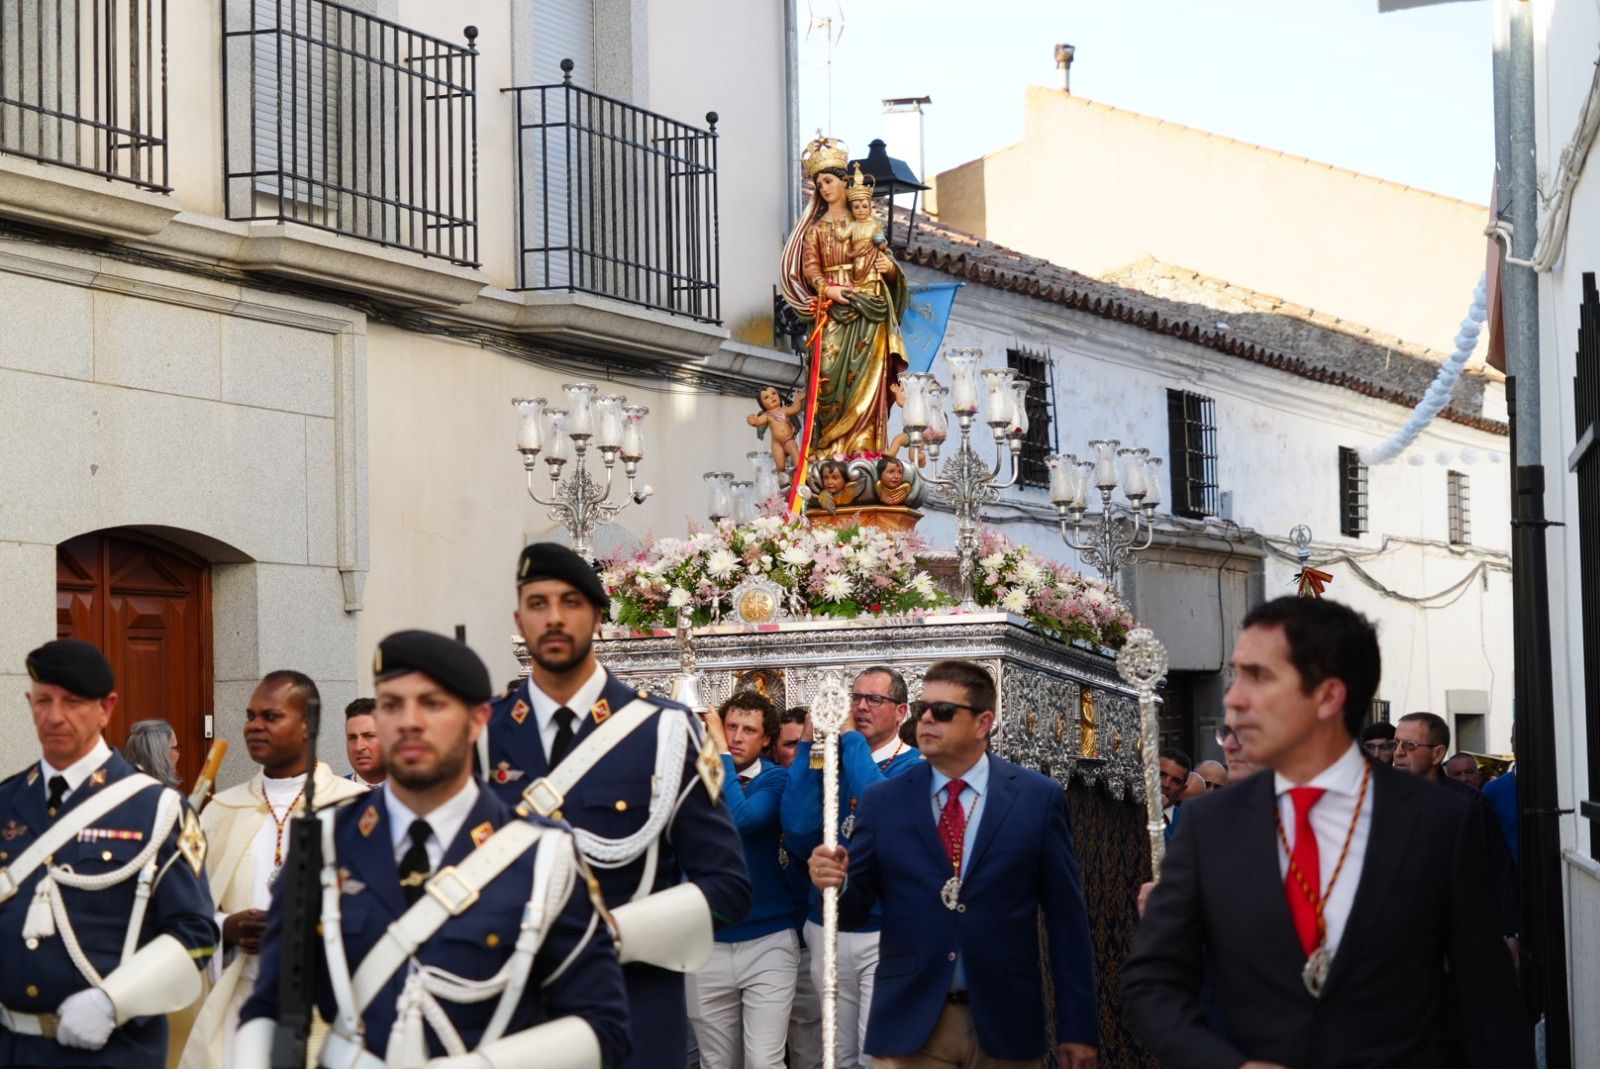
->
[1530,0,1600,1057]
[905,268,1516,750]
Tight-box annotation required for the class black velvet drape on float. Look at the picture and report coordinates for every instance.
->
[1039,782,1157,1069]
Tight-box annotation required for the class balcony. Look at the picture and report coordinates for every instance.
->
[221,0,478,267]
[0,0,168,189]
[507,65,721,325]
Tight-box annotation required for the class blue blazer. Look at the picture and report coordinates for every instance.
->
[0,751,218,1069]
[484,670,751,1069]
[840,755,1099,1059]
[241,785,631,1066]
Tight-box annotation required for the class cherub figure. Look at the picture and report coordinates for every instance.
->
[875,455,913,506]
[747,386,806,473]
[815,460,859,516]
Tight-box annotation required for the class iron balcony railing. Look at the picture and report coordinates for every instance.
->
[0,0,168,190]
[222,0,478,266]
[507,62,720,324]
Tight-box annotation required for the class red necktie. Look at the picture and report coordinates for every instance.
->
[938,779,968,870]
[738,773,751,787]
[1285,786,1327,956]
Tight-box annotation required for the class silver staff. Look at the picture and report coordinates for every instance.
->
[1116,627,1170,878]
[810,673,852,1069]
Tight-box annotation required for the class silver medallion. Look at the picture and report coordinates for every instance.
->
[778,847,790,869]
[1301,944,1331,998]
[940,876,962,911]
[841,814,855,839]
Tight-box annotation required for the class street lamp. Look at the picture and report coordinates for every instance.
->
[899,349,1023,608]
[511,386,652,561]
[1046,441,1162,585]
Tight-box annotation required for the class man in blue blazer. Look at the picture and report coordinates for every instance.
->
[810,659,1100,1068]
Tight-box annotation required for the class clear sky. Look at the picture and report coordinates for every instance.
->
[797,0,1494,205]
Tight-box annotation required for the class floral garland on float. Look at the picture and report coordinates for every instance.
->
[600,514,1134,650]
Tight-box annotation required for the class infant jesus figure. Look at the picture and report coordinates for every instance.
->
[748,385,806,473]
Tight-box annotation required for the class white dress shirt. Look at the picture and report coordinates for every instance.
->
[1273,742,1373,957]
[384,779,481,872]
[39,736,113,803]
[526,664,608,761]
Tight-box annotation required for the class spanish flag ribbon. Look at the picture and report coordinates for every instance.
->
[1296,566,1333,598]
[786,298,832,514]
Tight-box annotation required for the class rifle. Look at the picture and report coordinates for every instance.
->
[271,695,322,1069]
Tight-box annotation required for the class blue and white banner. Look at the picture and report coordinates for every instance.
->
[902,282,964,373]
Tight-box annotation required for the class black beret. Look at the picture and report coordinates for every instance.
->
[373,630,493,706]
[516,542,610,611]
[26,639,115,699]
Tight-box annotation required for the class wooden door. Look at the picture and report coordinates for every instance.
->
[56,531,212,791]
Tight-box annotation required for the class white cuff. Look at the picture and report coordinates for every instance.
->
[100,934,204,1022]
[609,882,713,972]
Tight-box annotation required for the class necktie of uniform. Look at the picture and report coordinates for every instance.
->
[549,707,578,768]
[1285,787,1327,956]
[937,779,969,872]
[46,775,68,818]
[399,819,433,906]
[738,774,752,787]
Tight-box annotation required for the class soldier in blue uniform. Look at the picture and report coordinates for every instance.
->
[0,639,218,1068]
[237,630,630,1069]
[484,543,751,1069]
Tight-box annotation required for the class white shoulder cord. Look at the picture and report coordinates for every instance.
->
[574,712,688,869]
[319,807,364,1044]
[23,784,180,987]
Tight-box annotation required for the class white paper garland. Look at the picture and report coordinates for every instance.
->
[1361,272,1488,465]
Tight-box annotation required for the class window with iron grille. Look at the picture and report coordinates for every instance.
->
[1573,273,1600,857]
[1006,347,1056,488]
[1166,390,1219,518]
[1369,700,1391,725]
[1447,470,1471,546]
[1339,447,1369,537]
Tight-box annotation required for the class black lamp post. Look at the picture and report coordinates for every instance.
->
[848,138,929,251]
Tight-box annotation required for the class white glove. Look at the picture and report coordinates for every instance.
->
[425,1056,492,1069]
[56,988,116,1050]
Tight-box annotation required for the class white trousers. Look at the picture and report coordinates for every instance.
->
[804,920,881,1069]
[787,944,823,1069]
[688,928,801,1069]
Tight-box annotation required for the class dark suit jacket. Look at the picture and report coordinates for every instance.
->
[840,755,1098,1059]
[1121,760,1531,1069]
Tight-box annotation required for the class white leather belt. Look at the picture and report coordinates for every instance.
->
[0,1003,59,1038]
[318,1031,386,1069]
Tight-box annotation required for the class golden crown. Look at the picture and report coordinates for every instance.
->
[802,133,849,178]
[845,163,876,201]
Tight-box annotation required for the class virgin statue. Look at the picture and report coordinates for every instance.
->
[779,135,909,466]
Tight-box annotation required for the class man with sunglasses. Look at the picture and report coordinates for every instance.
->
[808,659,1099,1069]
[781,666,921,1069]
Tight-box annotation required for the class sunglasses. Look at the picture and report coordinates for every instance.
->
[910,699,980,722]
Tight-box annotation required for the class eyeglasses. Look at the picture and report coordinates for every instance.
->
[849,692,897,708]
[1214,725,1236,746]
[1362,740,1398,755]
[1395,739,1440,754]
[910,700,980,722]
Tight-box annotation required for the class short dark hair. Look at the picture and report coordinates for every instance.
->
[1446,752,1478,769]
[720,691,779,742]
[1159,747,1193,774]
[876,455,904,477]
[854,665,908,705]
[780,706,809,727]
[921,660,996,715]
[261,669,319,718]
[1360,721,1396,743]
[1399,711,1450,749]
[820,460,850,482]
[1239,597,1380,740]
[344,697,376,720]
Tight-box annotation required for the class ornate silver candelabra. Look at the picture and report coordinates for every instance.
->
[1046,441,1163,585]
[900,349,1027,608]
[1116,627,1169,878]
[512,384,652,561]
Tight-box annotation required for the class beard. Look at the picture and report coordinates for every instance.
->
[390,729,471,793]
[530,627,593,675]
